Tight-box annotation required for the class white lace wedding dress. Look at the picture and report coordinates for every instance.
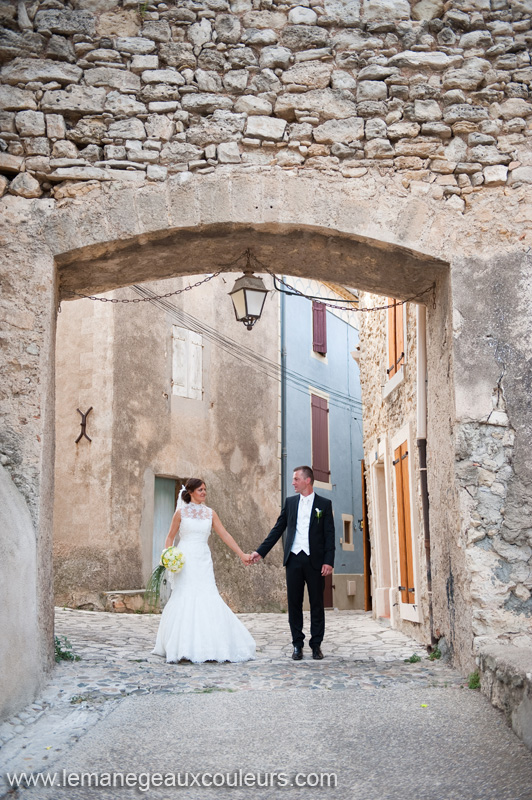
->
[152,502,256,663]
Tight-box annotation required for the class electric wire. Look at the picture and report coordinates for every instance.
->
[129,284,364,414]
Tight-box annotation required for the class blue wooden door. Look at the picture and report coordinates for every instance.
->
[153,477,177,569]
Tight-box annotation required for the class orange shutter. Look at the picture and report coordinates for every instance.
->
[387,299,405,378]
[393,443,415,604]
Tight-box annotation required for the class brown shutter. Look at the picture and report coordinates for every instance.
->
[311,394,330,482]
[393,443,415,604]
[312,301,327,355]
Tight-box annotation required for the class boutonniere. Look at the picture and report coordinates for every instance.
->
[315,509,323,520]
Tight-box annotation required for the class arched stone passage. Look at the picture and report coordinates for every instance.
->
[2,167,531,718]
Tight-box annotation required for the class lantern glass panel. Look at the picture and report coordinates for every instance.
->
[246,289,267,317]
[231,289,247,320]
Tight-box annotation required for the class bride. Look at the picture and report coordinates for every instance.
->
[152,478,256,663]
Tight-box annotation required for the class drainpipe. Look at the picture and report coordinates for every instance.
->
[280,286,287,505]
[416,304,435,645]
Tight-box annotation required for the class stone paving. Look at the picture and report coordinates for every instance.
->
[1,609,467,796]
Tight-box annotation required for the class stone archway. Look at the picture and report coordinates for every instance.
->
[2,167,531,716]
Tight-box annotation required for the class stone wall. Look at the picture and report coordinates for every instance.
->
[1,0,532,206]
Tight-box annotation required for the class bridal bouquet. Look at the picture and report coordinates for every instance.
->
[145,547,185,606]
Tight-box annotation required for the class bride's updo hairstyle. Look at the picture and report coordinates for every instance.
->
[182,478,205,504]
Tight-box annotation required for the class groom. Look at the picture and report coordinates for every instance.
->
[250,466,335,660]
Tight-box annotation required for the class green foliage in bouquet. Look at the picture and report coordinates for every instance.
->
[144,547,185,608]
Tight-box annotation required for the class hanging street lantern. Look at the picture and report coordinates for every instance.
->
[229,271,268,331]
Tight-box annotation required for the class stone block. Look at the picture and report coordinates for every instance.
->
[363,0,411,19]
[41,87,106,116]
[243,29,278,47]
[289,7,318,24]
[412,0,444,20]
[498,99,532,120]
[275,89,358,122]
[23,137,50,157]
[104,145,126,160]
[34,9,95,37]
[141,68,186,87]
[131,55,159,74]
[15,111,45,138]
[85,68,141,92]
[108,119,146,141]
[0,153,23,173]
[365,138,394,158]
[141,21,171,43]
[509,166,532,184]
[46,114,66,140]
[159,43,196,70]
[0,175,8,197]
[0,87,37,112]
[443,105,489,124]
[9,173,42,199]
[215,15,242,44]
[281,61,333,90]
[323,0,361,25]
[47,166,111,182]
[395,140,442,157]
[186,110,246,147]
[313,117,364,144]
[259,46,292,70]
[145,115,175,141]
[160,142,203,165]
[469,145,511,166]
[443,58,491,91]
[234,96,273,116]
[187,20,212,48]
[365,119,387,140]
[217,142,241,163]
[223,71,250,94]
[245,116,287,141]
[104,93,147,118]
[114,37,157,55]
[389,51,463,70]
[195,70,223,93]
[483,165,508,185]
[52,141,79,159]
[280,26,330,52]
[413,100,442,122]
[67,119,107,145]
[387,122,420,139]
[358,65,400,81]
[332,71,357,90]
[357,81,387,102]
[181,95,234,114]
[0,58,82,86]
[147,165,168,181]
[430,159,457,174]
[242,11,287,29]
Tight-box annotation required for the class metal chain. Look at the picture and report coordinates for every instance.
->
[219,249,435,312]
[65,271,221,303]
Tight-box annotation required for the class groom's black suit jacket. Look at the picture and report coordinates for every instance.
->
[257,493,335,571]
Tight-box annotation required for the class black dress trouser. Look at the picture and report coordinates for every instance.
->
[285,550,325,649]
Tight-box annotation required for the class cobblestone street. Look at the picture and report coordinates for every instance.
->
[1,610,531,799]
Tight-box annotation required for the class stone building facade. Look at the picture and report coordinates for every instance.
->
[1,0,532,733]
[53,274,284,613]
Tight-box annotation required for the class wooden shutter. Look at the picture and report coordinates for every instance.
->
[172,326,203,399]
[393,442,415,604]
[312,301,327,355]
[311,394,330,482]
[387,299,405,378]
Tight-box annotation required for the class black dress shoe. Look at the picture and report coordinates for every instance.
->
[312,647,324,660]
[292,645,303,660]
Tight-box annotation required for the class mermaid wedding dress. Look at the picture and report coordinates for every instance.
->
[152,502,256,663]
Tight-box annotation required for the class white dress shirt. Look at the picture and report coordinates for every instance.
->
[291,492,315,555]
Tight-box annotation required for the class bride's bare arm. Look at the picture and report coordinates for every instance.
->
[165,510,181,548]
[212,511,249,564]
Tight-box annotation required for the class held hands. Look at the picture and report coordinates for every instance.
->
[240,551,262,566]
[240,552,261,566]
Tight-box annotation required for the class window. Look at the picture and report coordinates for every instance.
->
[312,301,327,355]
[311,392,330,483]
[172,326,203,399]
[393,441,416,605]
[387,299,405,379]
[342,514,354,551]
